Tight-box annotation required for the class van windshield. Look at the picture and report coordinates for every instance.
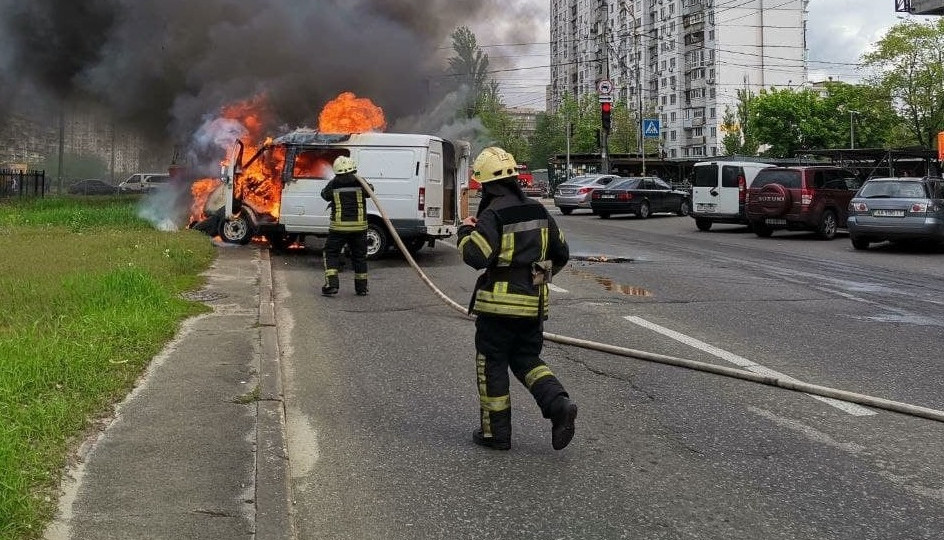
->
[693,165,718,187]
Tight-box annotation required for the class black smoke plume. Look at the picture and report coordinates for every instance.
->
[0,0,544,146]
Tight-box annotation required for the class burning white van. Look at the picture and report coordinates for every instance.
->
[210,129,470,258]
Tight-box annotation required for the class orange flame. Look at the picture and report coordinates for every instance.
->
[319,92,387,133]
[190,178,222,223]
[223,95,270,142]
[218,96,285,220]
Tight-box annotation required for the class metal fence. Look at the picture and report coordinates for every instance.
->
[0,169,46,199]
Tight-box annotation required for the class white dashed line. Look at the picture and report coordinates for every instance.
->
[623,316,875,417]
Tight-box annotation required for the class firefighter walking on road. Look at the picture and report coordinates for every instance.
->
[457,146,577,451]
[321,155,371,296]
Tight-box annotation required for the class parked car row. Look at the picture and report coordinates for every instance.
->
[553,174,691,219]
[691,159,944,250]
[553,163,944,251]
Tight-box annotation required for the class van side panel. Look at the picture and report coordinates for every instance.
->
[278,177,329,231]
[356,147,422,229]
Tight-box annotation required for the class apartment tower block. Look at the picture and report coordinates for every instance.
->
[549,0,808,158]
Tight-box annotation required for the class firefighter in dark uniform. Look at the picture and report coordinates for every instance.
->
[457,146,577,451]
[320,155,370,296]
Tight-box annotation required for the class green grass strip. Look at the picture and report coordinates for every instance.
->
[0,197,216,539]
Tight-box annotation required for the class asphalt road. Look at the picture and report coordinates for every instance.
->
[269,206,944,540]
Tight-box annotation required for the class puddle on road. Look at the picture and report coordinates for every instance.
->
[566,256,653,297]
[571,254,634,264]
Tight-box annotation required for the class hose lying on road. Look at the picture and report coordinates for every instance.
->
[356,178,944,425]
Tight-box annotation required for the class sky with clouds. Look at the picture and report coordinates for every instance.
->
[483,0,934,110]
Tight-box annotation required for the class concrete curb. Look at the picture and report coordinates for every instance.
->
[254,249,294,539]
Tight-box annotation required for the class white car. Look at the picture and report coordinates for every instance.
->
[118,173,170,193]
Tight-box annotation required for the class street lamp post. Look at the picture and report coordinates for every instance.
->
[849,109,859,149]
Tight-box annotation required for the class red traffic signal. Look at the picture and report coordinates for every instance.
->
[601,102,612,131]
[601,102,612,113]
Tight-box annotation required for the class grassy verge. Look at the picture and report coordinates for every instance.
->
[0,196,216,539]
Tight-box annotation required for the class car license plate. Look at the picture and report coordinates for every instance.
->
[560,189,575,195]
[696,203,717,212]
[601,194,615,199]
[765,218,787,225]
[873,209,905,217]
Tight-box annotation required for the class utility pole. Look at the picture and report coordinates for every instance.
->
[849,110,858,149]
[629,4,645,176]
[566,121,572,182]
[599,10,611,174]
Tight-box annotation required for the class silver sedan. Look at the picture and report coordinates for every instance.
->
[553,174,621,215]
[847,176,944,250]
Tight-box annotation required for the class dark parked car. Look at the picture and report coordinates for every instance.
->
[553,174,620,215]
[847,176,944,250]
[67,179,119,195]
[745,166,862,239]
[589,176,691,219]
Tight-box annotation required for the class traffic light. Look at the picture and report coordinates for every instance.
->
[601,101,612,132]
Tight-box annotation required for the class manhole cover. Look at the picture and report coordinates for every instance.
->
[181,291,227,302]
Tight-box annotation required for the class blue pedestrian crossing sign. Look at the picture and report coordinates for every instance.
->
[642,118,660,138]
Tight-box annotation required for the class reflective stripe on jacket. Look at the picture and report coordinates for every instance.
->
[321,173,369,232]
[458,188,569,319]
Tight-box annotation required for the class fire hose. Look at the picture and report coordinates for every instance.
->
[355,177,944,424]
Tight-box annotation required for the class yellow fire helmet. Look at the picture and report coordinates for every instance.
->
[472,146,518,183]
[333,155,357,175]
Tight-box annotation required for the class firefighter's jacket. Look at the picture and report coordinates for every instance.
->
[458,184,569,319]
[320,172,371,232]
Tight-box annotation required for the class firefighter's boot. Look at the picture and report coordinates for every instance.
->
[355,278,368,296]
[550,397,578,450]
[472,429,511,451]
[322,275,339,296]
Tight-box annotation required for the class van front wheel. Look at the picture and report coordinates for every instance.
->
[366,222,390,260]
[220,214,254,245]
[695,218,712,231]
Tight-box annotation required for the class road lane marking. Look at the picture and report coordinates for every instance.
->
[623,316,876,417]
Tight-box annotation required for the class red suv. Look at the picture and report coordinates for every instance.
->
[745,166,863,239]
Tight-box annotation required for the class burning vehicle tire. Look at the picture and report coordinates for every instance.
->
[220,212,255,245]
[366,221,390,259]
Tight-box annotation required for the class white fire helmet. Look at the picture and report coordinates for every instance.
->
[333,155,357,175]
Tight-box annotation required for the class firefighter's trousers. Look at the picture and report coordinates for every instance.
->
[474,314,569,442]
[323,230,368,293]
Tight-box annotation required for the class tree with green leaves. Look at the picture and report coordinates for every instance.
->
[476,81,529,161]
[748,82,898,158]
[720,89,760,156]
[448,26,490,118]
[862,19,944,149]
